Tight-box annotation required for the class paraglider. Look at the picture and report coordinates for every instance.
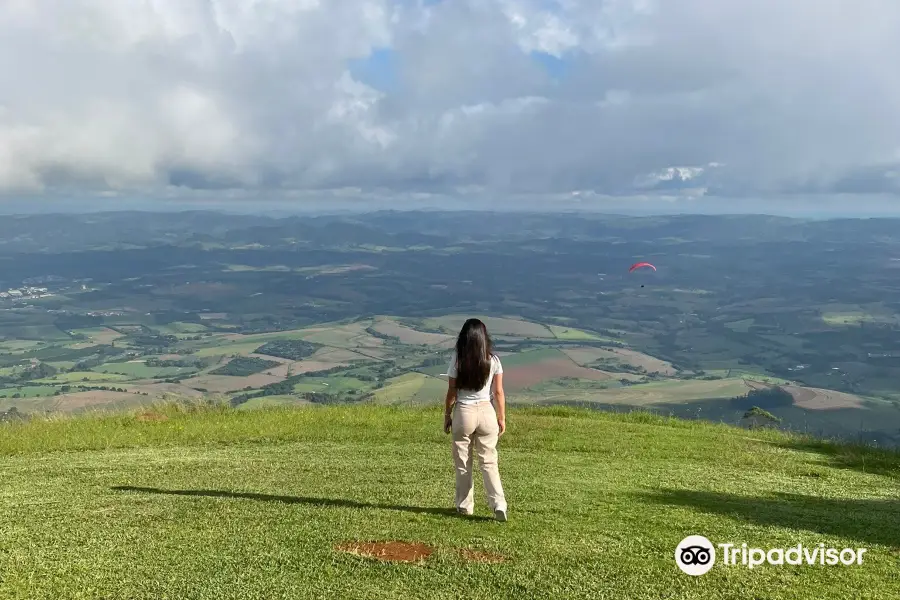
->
[629,262,656,273]
[629,262,656,287]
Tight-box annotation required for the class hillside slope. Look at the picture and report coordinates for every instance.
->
[0,404,897,599]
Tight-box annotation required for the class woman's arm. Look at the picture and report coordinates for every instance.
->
[492,373,506,435]
[444,377,456,433]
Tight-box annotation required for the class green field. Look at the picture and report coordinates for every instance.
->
[45,361,78,370]
[92,362,195,379]
[0,404,896,598]
[33,371,132,384]
[422,315,554,339]
[292,376,371,394]
[154,322,209,334]
[548,325,606,341]
[372,373,447,404]
[724,318,755,333]
[820,311,896,326]
[499,348,566,368]
[0,385,59,398]
[0,340,44,352]
[0,309,898,448]
[523,378,753,406]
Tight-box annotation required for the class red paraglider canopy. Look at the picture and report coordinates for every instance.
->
[629,262,657,272]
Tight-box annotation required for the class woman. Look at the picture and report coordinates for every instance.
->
[443,318,508,522]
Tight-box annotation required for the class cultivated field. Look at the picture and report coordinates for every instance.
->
[371,317,454,346]
[72,327,124,344]
[422,315,554,338]
[782,385,866,410]
[372,373,447,404]
[503,359,612,391]
[262,360,347,378]
[561,346,676,375]
[547,325,607,341]
[529,378,754,406]
[1,310,894,444]
[181,373,284,393]
[47,390,142,412]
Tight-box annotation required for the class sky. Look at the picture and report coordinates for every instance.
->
[1,0,899,215]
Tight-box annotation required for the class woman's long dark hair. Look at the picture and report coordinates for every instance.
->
[454,318,493,391]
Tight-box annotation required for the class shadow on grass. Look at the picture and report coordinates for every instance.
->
[772,439,900,480]
[111,486,495,522]
[640,489,900,549]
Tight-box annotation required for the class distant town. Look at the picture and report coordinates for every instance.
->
[0,287,54,301]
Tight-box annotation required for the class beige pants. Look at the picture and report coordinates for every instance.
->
[451,401,507,514]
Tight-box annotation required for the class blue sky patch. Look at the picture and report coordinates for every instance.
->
[348,47,399,92]
[530,50,572,80]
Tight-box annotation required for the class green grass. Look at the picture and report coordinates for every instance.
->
[372,373,446,404]
[547,325,607,341]
[33,371,132,384]
[0,340,44,352]
[292,376,371,394]
[45,361,77,370]
[154,322,209,334]
[414,347,568,376]
[0,385,59,398]
[499,348,565,368]
[91,362,194,379]
[422,315,554,338]
[724,318,755,333]
[821,312,895,326]
[0,404,896,598]
[235,395,305,410]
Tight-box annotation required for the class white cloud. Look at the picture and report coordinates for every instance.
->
[0,0,899,204]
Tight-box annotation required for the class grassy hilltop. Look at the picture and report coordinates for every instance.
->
[0,403,897,599]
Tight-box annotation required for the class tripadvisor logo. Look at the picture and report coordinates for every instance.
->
[675,536,867,576]
[675,536,716,576]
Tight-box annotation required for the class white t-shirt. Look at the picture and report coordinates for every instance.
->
[446,350,503,404]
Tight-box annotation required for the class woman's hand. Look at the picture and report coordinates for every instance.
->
[498,416,506,436]
[444,413,453,434]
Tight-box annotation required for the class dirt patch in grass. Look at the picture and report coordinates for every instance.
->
[503,358,612,390]
[334,541,434,563]
[459,549,506,563]
[782,385,865,410]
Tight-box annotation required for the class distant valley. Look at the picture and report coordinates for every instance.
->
[2,210,900,446]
